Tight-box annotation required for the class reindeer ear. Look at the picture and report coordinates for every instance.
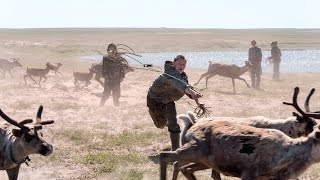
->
[12,129,23,137]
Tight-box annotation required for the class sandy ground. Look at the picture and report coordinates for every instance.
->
[1,28,320,179]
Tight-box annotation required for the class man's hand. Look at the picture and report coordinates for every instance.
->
[185,87,203,104]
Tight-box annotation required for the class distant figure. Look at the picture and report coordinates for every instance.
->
[248,40,262,89]
[100,43,129,107]
[147,55,202,151]
[270,41,282,80]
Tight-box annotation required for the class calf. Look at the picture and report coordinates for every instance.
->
[73,68,96,88]
[46,61,62,75]
[24,62,54,86]
[0,58,22,78]
[0,106,54,180]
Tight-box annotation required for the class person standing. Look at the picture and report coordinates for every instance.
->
[100,43,128,107]
[248,40,262,89]
[270,41,282,80]
[147,55,202,150]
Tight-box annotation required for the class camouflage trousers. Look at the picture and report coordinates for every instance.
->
[100,77,121,106]
[147,95,181,133]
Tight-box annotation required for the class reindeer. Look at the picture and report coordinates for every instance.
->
[91,63,134,87]
[73,68,96,88]
[160,105,320,180]
[0,106,54,180]
[194,61,252,93]
[24,62,54,87]
[0,58,23,78]
[171,87,320,180]
[46,61,62,75]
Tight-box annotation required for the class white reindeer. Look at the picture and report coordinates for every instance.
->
[0,106,54,180]
[0,58,22,78]
[194,61,252,93]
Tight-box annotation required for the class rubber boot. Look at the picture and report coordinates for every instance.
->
[170,132,180,151]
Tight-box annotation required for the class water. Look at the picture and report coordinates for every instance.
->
[82,50,320,73]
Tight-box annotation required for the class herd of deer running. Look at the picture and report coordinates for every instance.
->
[1,57,320,180]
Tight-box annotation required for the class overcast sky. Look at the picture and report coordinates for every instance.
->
[1,0,319,29]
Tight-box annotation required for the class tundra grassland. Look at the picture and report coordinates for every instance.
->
[0,28,320,179]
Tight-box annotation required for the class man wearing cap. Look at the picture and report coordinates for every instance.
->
[248,40,262,89]
[270,41,282,80]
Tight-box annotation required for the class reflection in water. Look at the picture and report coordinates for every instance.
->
[82,50,320,73]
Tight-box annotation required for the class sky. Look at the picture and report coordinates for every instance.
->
[1,0,320,29]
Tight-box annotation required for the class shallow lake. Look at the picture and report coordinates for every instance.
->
[82,50,320,73]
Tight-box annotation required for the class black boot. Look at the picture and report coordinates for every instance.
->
[170,132,180,151]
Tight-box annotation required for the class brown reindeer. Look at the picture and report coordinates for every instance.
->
[24,62,54,87]
[170,87,320,180]
[160,104,320,180]
[73,68,96,88]
[194,61,252,93]
[46,61,62,75]
[0,106,54,180]
[0,58,22,78]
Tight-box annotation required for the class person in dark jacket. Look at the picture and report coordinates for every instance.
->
[147,55,202,150]
[100,43,128,107]
[270,41,282,80]
[248,40,262,89]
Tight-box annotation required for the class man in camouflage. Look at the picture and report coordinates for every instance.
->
[100,43,128,107]
[270,41,282,80]
[248,40,262,89]
[147,55,202,150]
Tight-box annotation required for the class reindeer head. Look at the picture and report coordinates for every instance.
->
[12,58,23,67]
[244,61,253,72]
[283,87,320,136]
[45,63,55,71]
[0,106,54,156]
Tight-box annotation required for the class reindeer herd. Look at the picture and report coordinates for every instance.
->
[2,55,320,180]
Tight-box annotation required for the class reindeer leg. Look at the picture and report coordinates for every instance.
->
[95,74,104,87]
[205,74,215,89]
[178,162,214,180]
[9,70,13,78]
[43,76,47,82]
[236,77,250,88]
[38,77,42,84]
[160,144,204,180]
[194,72,209,86]
[24,75,28,84]
[232,78,236,93]
[29,76,37,84]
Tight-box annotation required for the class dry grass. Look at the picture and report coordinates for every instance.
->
[1,28,320,179]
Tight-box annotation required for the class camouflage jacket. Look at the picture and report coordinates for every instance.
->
[271,47,282,62]
[101,53,126,80]
[147,61,190,104]
[248,46,262,65]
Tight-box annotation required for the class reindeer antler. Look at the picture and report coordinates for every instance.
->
[35,105,54,126]
[0,109,29,130]
[283,87,320,119]
[304,88,315,112]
